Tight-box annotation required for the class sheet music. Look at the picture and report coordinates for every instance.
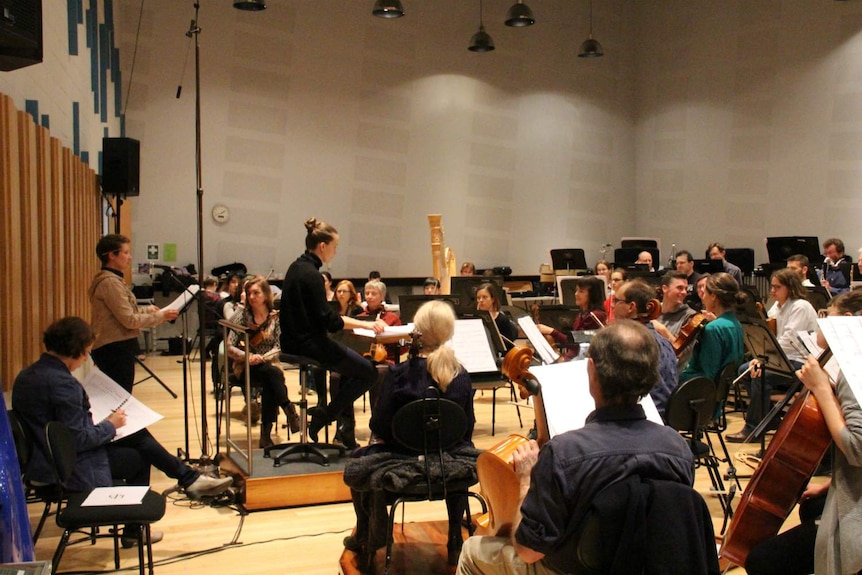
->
[163,284,200,313]
[817,316,862,405]
[80,368,164,440]
[797,330,841,383]
[448,319,499,373]
[530,361,662,437]
[516,316,560,365]
[81,485,149,506]
[352,324,414,339]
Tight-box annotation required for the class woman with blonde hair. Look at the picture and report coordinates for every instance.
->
[343,300,476,565]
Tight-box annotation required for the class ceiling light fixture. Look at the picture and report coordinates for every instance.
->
[469,0,495,52]
[372,0,405,19]
[578,0,603,57]
[505,0,535,27]
[233,0,266,11]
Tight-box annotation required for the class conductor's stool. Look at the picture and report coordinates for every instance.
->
[265,353,345,467]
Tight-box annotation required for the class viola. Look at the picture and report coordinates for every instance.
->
[475,346,550,536]
[672,313,707,357]
[719,349,833,567]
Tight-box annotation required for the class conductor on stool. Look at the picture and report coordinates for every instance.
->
[280,218,388,443]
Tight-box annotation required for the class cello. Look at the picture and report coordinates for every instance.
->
[719,348,833,566]
[474,346,550,536]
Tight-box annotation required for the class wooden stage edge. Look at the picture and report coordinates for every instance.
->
[219,452,351,511]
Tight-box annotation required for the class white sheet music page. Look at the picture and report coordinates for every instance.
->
[516,316,560,365]
[352,324,414,339]
[163,284,200,313]
[530,361,662,437]
[81,485,149,506]
[797,330,841,383]
[80,368,164,441]
[817,316,862,404]
[448,319,499,373]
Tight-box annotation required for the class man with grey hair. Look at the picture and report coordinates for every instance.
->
[457,321,695,575]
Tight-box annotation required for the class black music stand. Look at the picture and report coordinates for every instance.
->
[766,236,823,266]
[738,314,800,457]
[550,248,588,273]
[450,276,505,312]
[396,294,460,323]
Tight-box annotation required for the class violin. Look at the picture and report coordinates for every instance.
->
[672,313,707,358]
[475,346,550,536]
[364,342,387,363]
[720,348,834,567]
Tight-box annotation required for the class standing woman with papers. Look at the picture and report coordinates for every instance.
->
[89,234,179,393]
[12,317,233,546]
[280,218,388,442]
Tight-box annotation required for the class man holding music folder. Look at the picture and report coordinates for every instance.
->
[12,317,232,547]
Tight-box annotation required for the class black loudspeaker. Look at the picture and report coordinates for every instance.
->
[102,137,140,197]
[0,0,43,71]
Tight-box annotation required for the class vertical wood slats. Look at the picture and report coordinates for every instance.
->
[0,93,101,391]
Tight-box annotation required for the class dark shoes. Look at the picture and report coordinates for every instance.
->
[307,406,328,443]
[284,403,301,434]
[726,428,759,443]
[447,534,464,566]
[121,529,163,549]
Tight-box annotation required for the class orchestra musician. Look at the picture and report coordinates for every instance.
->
[570,276,607,331]
[674,249,702,309]
[603,267,627,320]
[745,290,862,575]
[821,237,852,296]
[678,272,744,383]
[226,276,301,448]
[12,317,233,548]
[461,261,476,276]
[88,234,179,394]
[475,282,518,350]
[613,279,679,419]
[635,250,655,272]
[786,254,817,288]
[707,242,744,286]
[279,218,387,444]
[594,260,612,294]
[652,271,697,342]
[456,321,696,575]
[695,273,713,317]
[424,277,442,295]
[321,271,335,301]
[343,300,475,567]
[727,268,818,443]
[334,280,363,317]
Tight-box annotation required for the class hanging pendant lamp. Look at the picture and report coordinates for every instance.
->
[469,0,495,52]
[233,0,266,11]
[505,0,535,27]
[578,0,603,57]
[372,0,405,18]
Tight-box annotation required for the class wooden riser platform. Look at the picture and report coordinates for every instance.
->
[219,447,351,511]
[339,520,459,575]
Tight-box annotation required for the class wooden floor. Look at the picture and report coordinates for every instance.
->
[13,352,819,574]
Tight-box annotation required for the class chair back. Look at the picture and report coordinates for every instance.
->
[665,376,716,434]
[712,362,739,426]
[391,389,467,455]
[7,410,31,474]
[44,421,78,487]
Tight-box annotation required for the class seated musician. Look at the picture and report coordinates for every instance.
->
[821,237,852,295]
[461,261,476,276]
[594,260,612,295]
[226,277,301,448]
[695,273,713,317]
[12,317,233,548]
[786,254,817,287]
[675,249,702,308]
[457,321,697,575]
[745,290,862,575]
[603,268,627,320]
[334,280,363,316]
[424,277,442,295]
[678,272,744,383]
[343,301,476,566]
[571,276,607,331]
[707,242,744,286]
[727,269,818,443]
[321,271,334,301]
[652,271,698,342]
[476,282,518,350]
[613,280,679,418]
[635,250,655,272]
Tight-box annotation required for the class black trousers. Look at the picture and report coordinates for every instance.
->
[745,494,826,575]
[107,429,198,488]
[243,363,290,425]
[92,338,139,394]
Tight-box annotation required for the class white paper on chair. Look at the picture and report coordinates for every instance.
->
[448,319,499,374]
[352,324,414,339]
[81,486,149,507]
[163,284,200,313]
[529,360,662,438]
[80,368,164,441]
[817,316,862,406]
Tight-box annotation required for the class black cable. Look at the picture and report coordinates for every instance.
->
[121,0,146,117]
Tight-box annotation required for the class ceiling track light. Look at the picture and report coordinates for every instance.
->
[372,0,405,18]
[469,0,495,52]
[578,0,603,57]
[233,0,266,11]
[505,0,535,27]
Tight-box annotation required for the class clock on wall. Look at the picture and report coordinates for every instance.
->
[211,204,230,224]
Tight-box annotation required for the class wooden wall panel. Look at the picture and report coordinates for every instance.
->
[0,94,101,391]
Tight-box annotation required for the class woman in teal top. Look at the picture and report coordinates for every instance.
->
[679,272,745,383]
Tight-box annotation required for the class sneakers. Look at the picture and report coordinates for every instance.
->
[185,474,233,499]
[121,529,163,549]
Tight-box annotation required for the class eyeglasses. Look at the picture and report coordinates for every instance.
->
[612,297,630,305]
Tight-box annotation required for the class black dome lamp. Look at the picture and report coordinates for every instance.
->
[469,0,495,52]
[505,0,535,27]
[578,0,603,57]
[372,0,405,19]
[233,0,266,11]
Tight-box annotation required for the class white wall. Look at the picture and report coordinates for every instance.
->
[114,0,636,278]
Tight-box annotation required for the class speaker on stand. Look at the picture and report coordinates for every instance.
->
[102,137,140,233]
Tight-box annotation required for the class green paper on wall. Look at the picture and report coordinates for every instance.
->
[163,243,177,262]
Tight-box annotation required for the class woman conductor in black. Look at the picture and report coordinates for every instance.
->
[280,218,388,442]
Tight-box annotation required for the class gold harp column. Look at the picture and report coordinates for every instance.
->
[428,214,455,295]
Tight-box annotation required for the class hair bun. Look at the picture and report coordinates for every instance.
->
[304,217,318,233]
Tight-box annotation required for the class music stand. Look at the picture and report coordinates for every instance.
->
[550,248,587,273]
[738,313,800,456]
[766,236,823,266]
[450,276,504,313]
[396,294,460,323]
